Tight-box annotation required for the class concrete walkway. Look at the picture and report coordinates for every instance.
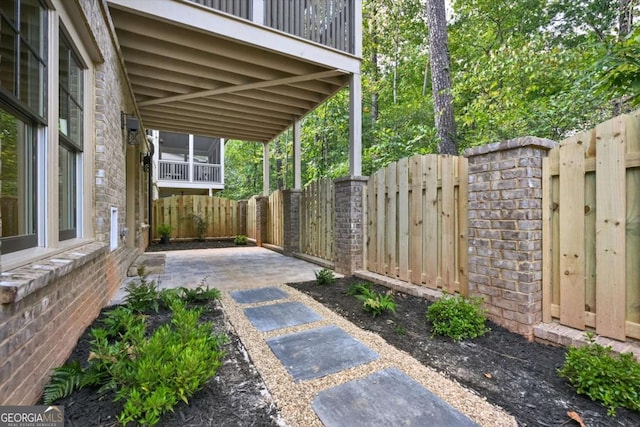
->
[111,246,323,305]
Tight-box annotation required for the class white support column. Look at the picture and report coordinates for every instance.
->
[188,134,194,182]
[252,0,264,25]
[220,138,225,185]
[349,72,362,177]
[293,120,301,189]
[354,0,363,57]
[263,142,270,196]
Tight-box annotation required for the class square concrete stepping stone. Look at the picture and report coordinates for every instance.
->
[244,301,322,332]
[312,367,479,427]
[266,325,378,382]
[230,287,288,304]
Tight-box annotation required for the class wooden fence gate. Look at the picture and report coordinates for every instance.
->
[366,154,468,294]
[543,112,640,341]
[299,178,335,263]
[267,190,284,247]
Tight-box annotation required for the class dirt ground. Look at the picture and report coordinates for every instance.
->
[145,239,255,252]
[288,276,640,427]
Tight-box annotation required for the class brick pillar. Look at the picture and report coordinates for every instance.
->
[282,189,301,256]
[254,196,268,246]
[464,137,556,339]
[334,177,368,275]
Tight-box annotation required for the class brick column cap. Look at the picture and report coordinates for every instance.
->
[464,136,557,158]
[334,175,369,184]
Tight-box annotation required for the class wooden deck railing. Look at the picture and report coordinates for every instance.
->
[187,0,355,53]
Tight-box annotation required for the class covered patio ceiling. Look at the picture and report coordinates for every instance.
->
[107,1,355,142]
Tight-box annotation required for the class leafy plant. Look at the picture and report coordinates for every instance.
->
[186,214,209,241]
[356,289,396,317]
[426,294,490,341]
[234,235,248,245]
[124,268,161,313]
[176,285,221,303]
[315,268,335,286]
[558,332,640,416]
[394,324,407,336]
[344,282,372,296]
[44,297,227,427]
[157,223,173,237]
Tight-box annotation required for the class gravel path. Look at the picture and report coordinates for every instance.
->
[220,284,517,426]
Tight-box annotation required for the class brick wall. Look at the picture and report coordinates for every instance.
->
[282,190,301,255]
[465,137,556,338]
[334,177,368,275]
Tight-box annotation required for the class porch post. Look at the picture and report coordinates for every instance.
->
[263,142,270,196]
[220,138,225,185]
[349,72,362,177]
[188,134,194,182]
[293,120,301,190]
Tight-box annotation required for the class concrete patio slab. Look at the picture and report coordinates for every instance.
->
[244,301,322,332]
[312,367,479,427]
[266,325,379,382]
[231,287,289,304]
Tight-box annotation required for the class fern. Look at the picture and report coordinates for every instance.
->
[43,361,84,404]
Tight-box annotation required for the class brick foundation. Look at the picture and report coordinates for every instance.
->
[282,190,301,255]
[333,177,368,275]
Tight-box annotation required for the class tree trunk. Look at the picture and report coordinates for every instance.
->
[426,0,457,155]
[619,0,633,38]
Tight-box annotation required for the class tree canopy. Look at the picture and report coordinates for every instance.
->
[221,0,639,200]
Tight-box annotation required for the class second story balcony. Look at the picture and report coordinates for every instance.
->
[189,0,356,54]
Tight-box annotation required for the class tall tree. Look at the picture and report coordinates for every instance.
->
[426,0,457,154]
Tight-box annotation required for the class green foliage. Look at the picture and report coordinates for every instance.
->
[394,324,407,336]
[426,295,490,341]
[186,214,208,241]
[44,297,227,426]
[43,361,85,405]
[558,332,640,416]
[314,268,335,286]
[157,223,173,237]
[175,285,221,303]
[344,282,373,296]
[594,27,640,106]
[347,283,396,317]
[124,270,161,313]
[234,235,248,245]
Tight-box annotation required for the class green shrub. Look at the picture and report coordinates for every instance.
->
[124,269,161,313]
[346,283,396,317]
[234,235,248,245]
[558,332,640,416]
[425,294,489,341]
[44,298,227,426]
[344,282,372,296]
[176,285,221,303]
[186,214,208,241]
[315,268,335,286]
[157,224,173,237]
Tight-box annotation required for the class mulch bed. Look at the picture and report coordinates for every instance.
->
[288,276,640,427]
[145,239,255,252]
[50,301,280,427]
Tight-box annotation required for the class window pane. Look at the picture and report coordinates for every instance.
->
[20,42,45,116]
[58,88,68,136]
[20,0,45,57]
[0,17,17,95]
[58,145,76,239]
[0,105,37,250]
[1,1,17,26]
[69,99,82,144]
[58,39,69,89]
[69,55,82,103]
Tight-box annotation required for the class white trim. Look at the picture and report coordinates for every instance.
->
[349,73,362,176]
[220,138,225,186]
[263,142,270,196]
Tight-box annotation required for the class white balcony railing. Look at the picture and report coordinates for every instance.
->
[187,0,355,53]
[159,160,222,184]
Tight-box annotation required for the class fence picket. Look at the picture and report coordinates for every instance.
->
[367,172,378,271]
[409,155,423,284]
[398,158,410,281]
[423,155,438,287]
[386,162,397,276]
[595,116,627,340]
[376,168,386,275]
[441,156,455,293]
[457,157,469,296]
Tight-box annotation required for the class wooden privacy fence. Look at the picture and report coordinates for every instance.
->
[543,112,640,341]
[366,154,469,294]
[153,195,245,240]
[299,178,335,262]
[267,190,284,247]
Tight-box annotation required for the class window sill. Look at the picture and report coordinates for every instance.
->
[0,241,108,304]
